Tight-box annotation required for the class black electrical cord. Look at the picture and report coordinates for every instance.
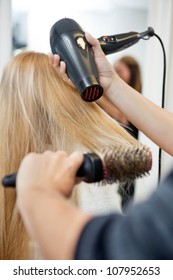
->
[142,32,166,183]
[144,33,166,183]
[153,33,166,184]
[153,33,166,110]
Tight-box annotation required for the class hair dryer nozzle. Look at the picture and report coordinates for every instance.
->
[79,77,103,102]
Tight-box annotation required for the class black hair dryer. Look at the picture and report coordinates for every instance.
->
[50,18,103,102]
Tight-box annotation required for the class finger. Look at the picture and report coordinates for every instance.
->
[67,79,76,88]
[19,152,39,169]
[67,151,84,176]
[16,152,40,189]
[50,150,68,168]
[47,53,54,65]
[54,150,68,159]
[53,54,61,68]
[75,177,83,186]
[60,61,75,88]
[59,60,67,74]
[85,32,104,57]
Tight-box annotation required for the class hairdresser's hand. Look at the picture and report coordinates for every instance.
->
[16,151,84,198]
[48,33,118,93]
[48,53,75,88]
[16,151,92,260]
[85,32,117,92]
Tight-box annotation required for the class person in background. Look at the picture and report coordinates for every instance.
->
[114,55,142,92]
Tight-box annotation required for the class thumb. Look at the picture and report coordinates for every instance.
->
[68,151,84,176]
[85,32,105,57]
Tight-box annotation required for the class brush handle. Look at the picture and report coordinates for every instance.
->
[77,153,103,183]
[1,153,103,187]
[2,173,16,187]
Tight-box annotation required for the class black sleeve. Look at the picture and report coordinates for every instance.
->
[75,170,173,259]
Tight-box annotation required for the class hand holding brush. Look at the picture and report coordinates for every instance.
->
[2,143,152,188]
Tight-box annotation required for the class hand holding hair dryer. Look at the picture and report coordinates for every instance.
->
[50,18,154,102]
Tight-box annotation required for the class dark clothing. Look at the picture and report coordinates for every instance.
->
[119,123,138,211]
[118,181,135,213]
[128,121,139,140]
[75,169,173,259]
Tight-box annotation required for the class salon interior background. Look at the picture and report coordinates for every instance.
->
[0,0,173,203]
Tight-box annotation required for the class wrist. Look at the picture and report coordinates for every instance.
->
[104,73,121,100]
[17,187,93,259]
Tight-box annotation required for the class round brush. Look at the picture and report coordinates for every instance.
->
[1,144,152,187]
[101,144,152,183]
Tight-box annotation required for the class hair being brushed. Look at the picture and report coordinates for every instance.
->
[0,51,151,260]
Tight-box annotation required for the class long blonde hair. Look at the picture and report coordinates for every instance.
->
[0,51,138,259]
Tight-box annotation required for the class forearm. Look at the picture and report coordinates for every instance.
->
[17,188,92,259]
[106,77,173,155]
[96,96,129,125]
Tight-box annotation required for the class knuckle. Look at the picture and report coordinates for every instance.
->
[43,150,54,157]
[55,150,67,158]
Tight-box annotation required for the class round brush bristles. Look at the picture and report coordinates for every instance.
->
[102,144,152,182]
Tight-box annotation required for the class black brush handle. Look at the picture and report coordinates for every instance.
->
[2,173,17,187]
[1,153,103,187]
[76,153,103,183]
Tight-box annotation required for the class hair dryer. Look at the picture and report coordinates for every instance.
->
[50,18,103,102]
[98,27,154,55]
[50,18,154,102]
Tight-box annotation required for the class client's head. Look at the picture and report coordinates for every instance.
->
[0,51,143,259]
[0,51,138,165]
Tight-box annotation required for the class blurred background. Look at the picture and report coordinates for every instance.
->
[0,0,173,203]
